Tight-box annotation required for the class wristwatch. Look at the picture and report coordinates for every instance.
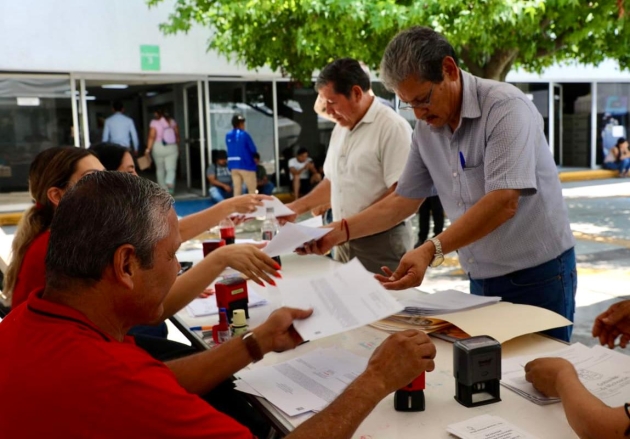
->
[428,237,444,268]
[242,331,264,363]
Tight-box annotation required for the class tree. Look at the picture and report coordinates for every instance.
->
[148,0,630,82]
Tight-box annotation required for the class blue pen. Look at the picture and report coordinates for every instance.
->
[459,151,466,169]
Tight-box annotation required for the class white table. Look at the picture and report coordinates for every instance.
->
[175,249,578,438]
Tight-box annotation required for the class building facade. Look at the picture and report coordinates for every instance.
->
[0,0,628,193]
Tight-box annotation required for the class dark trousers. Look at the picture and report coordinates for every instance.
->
[469,247,577,342]
[418,196,444,243]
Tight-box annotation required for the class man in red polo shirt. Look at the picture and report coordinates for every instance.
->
[0,172,436,438]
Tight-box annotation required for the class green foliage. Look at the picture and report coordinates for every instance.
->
[148,0,630,82]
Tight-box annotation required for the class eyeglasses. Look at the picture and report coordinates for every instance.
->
[398,84,434,110]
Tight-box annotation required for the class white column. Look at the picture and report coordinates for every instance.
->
[70,74,80,147]
[548,82,554,160]
[590,82,598,169]
[79,79,89,148]
[197,81,207,195]
[272,79,280,187]
[204,78,212,197]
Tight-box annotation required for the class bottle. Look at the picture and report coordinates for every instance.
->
[212,308,232,344]
[261,207,282,266]
[219,217,235,245]
[231,309,249,336]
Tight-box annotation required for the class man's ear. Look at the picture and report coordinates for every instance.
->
[46,187,65,207]
[442,56,459,81]
[352,85,364,102]
[111,244,139,290]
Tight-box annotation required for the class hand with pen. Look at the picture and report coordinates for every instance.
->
[592,299,630,349]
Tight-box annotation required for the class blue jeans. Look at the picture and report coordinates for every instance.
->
[604,159,630,173]
[469,247,577,342]
[257,182,275,195]
[209,185,233,204]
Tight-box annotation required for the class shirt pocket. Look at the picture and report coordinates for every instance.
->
[460,165,486,204]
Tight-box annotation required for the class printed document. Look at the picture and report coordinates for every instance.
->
[263,222,332,257]
[447,414,539,439]
[502,342,630,406]
[235,348,368,416]
[278,258,403,341]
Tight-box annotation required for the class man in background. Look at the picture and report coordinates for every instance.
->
[253,153,275,195]
[288,147,321,200]
[226,114,257,196]
[102,101,139,154]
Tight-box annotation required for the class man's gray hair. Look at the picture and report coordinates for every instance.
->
[46,171,174,289]
[380,26,458,91]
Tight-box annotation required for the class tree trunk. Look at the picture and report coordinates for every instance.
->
[460,47,519,81]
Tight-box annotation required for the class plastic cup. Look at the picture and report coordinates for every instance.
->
[202,239,226,256]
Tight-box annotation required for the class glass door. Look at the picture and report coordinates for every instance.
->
[183,82,207,195]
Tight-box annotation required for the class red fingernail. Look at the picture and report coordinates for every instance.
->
[269,279,276,286]
[275,272,282,279]
[273,262,281,270]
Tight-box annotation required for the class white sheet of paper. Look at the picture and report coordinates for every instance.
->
[431,302,572,344]
[447,414,539,439]
[297,215,324,228]
[235,348,368,416]
[185,287,268,317]
[241,196,294,219]
[263,222,332,257]
[277,258,403,341]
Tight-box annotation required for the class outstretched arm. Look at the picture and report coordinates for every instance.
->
[525,358,630,439]
[287,330,436,439]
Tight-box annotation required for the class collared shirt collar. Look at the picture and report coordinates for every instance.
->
[350,96,379,131]
[459,70,482,120]
[25,288,118,342]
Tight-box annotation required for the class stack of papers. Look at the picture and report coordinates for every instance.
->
[239,196,295,219]
[447,414,538,439]
[185,288,268,317]
[235,348,368,416]
[400,289,501,315]
[263,222,332,257]
[369,315,452,334]
[502,342,630,406]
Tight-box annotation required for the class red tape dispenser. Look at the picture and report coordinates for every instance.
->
[394,372,425,412]
[215,276,249,323]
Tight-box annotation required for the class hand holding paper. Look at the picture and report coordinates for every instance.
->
[238,196,295,219]
[277,258,403,341]
[263,222,332,257]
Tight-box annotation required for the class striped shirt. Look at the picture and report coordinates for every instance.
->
[396,70,574,278]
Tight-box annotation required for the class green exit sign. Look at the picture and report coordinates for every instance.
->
[140,45,160,71]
